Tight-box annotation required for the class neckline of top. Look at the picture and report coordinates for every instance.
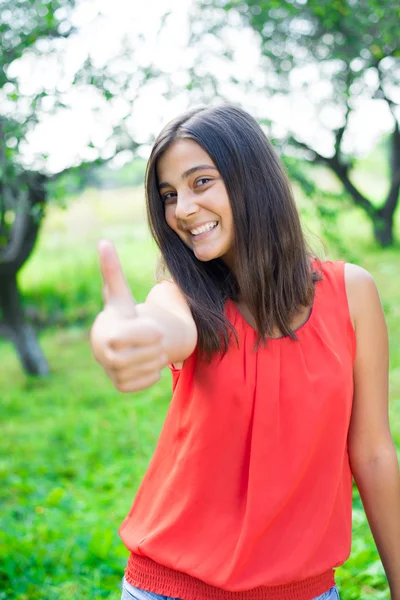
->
[228,261,322,341]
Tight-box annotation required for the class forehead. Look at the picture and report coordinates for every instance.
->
[156,139,215,181]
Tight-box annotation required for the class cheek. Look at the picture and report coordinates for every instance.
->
[164,205,177,230]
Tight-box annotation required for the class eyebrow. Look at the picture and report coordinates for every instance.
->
[158,164,218,190]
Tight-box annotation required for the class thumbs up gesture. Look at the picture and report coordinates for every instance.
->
[90,240,167,393]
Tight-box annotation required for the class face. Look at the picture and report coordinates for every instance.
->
[156,139,235,267]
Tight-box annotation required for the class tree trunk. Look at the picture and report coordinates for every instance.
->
[0,274,49,375]
[293,125,399,248]
[0,173,49,375]
[375,120,400,247]
[373,214,394,247]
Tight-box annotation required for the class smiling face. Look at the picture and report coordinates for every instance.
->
[156,138,235,268]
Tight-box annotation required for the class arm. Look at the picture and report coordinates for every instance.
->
[137,280,198,366]
[345,263,400,598]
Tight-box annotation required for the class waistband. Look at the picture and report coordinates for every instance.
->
[125,553,335,600]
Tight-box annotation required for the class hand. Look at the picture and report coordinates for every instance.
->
[90,240,167,392]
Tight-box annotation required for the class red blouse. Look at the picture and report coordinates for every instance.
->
[120,260,356,600]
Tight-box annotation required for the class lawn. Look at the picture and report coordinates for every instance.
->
[1,177,399,599]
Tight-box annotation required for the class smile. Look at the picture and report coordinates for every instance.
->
[190,221,218,236]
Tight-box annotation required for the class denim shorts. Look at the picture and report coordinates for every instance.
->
[121,578,340,600]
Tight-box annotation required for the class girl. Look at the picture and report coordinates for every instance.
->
[90,105,400,600]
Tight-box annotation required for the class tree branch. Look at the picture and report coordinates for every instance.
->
[288,136,328,163]
[289,136,377,217]
[334,97,352,158]
[327,156,377,218]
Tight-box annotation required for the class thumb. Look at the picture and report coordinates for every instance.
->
[98,239,137,318]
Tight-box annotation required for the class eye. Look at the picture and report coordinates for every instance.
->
[162,191,177,204]
[195,177,211,188]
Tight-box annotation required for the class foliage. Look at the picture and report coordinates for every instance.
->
[0,0,157,233]
[93,159,148,191]
[189,0,400,245]
[0,182,400,599]
[1,0,75,218]
[0,0,156,183]
[0,0,163,373]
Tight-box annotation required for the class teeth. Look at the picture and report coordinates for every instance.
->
[190,222,218,235]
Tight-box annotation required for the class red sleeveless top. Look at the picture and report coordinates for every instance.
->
[120,260,356,600]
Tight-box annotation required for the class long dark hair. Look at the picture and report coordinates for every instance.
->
[145,104,320,359]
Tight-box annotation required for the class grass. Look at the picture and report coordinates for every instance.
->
[1,177,400,599]
[0,328,172,599]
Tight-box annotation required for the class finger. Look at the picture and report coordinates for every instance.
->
[105,344,167,371]
[107,317,164,350]
[115,372,162,393]
[113,359,165,385]
[98,239,136,317]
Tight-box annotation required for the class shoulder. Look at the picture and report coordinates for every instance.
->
[146,280,194,321]
[343,263,383,332]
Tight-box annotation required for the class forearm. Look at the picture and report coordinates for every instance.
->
[351,444,400,597]
[136,302,197,365]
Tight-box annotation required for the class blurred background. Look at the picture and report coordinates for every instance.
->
[0,0,399,598]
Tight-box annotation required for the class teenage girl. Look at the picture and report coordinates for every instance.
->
[90,105,400,600]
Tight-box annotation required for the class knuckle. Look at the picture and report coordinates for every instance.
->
[107,351,162,393]
[90,314,125,357]
[108,334,125,350]
[114,368,131,385]
[132,371,161,392]
[104,348,120,370]
[140,362,161,377]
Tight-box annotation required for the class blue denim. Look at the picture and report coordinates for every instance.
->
[121,578,340,600]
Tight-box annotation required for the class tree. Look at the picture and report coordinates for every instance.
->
[189,0,400,246]
[0,0,161,374]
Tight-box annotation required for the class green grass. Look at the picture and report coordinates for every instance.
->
[1,180,400,599]
[0,328,172,599]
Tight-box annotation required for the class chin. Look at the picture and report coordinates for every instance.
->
[195,249,229,263]
[194,252,216,262]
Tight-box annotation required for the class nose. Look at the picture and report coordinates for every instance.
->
[175,191,198,221]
